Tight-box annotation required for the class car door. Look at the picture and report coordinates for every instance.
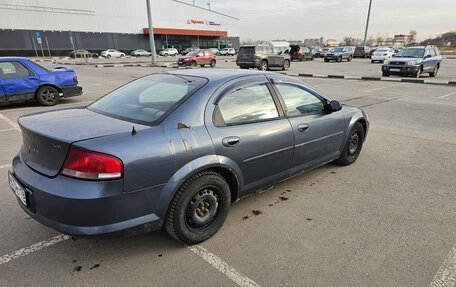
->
[203,50,211,64]
[0,61,40,102]
[266,46,279,66]
[269,78,346,174]
[205,76,294,193]
[422,48,433,72]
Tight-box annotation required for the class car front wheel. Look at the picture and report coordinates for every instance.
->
[429,65,439,77]
[334,122,365,166]
[210,60,216,68]
[36,86,60,106]
[165,171,231,244]
[415,66,422,78]
[191,60,197,68]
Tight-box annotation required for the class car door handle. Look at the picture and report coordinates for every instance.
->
[222,136,240,147]
[297,124,309,132]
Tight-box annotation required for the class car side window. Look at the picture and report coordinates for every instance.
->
[216,84,279,125]
[433,48,440,56]
[197,51,204,56]
[0,61,31,79]
[266,47,274,53]
[429,48,436,57]
[275,84,325,117]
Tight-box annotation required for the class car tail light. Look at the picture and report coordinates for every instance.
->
[61,148,123,180]
[73,76,78,84]
[252,53,256,60]
[383,53,388,56]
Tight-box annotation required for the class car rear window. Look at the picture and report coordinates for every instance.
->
[239,47,255,55]
[89,73,208,125]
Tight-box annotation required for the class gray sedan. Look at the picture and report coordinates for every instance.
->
[9,69,368,244]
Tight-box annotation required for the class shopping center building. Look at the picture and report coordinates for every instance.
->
[0,0,240,56]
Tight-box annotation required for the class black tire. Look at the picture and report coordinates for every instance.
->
[429,65,439,77]
[120,54,125,58]
[415,66,422,78]
[210,60,216,68]
[191,61,197,68]
[324,59,329,62]
[35,86,60,106]
[282,59,290,71]
[347,56,352,62]
[334,122,365,166]
[164,53,168,57]
[165,171,231,244]
[336,56,342,62]
[200,65,205,67]
[259,60,268,71]
[371,60,375,63]
[107,54,112,58]
[382,72,390,77]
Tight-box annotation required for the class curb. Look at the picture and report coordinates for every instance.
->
[280,72,456,86]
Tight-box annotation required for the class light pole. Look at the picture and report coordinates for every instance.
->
[363,0,373,46]
[146,0,157,65]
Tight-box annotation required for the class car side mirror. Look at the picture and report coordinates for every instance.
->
[328,100,342,112]
[425,54,431,59]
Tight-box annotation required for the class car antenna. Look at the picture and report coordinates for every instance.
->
[132,126,137,136]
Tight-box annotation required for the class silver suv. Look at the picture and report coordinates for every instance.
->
[382,46,442,78]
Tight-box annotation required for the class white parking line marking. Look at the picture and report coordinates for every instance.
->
[437,91,456,99]
[362,83,402,93]
[0,112,20,131]
[0,128,16,133]
[188,245,261,287]
[0,164,12,169]
[429,244,456,287]
[0,234,70,265]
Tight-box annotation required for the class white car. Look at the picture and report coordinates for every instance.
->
[100,49,126,58]
[159,48,179,56]
[371,48,394,63]
[208,48,220,55]
[219,48,236,56]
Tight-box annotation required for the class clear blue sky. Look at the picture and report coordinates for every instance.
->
[185,0,456,41]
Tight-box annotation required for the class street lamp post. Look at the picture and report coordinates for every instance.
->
[363,0,373,46]
[146,0,157,65]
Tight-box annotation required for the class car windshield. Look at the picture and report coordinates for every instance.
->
[331,48,343,52]
[187,51,198,56]
[89,74,208,124]
[394,48,425,58]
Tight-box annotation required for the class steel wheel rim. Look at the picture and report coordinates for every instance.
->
[347,132,359,157]
[261,62,267,71]
[284,61,289,69]
[185,188,220,232]
[40,89,56,103]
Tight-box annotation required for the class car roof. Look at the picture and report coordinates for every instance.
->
[0,57,29,61]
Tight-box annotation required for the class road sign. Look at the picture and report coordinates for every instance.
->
[36,32,42,44]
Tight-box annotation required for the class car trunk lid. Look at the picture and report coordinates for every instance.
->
[18,107,147,177]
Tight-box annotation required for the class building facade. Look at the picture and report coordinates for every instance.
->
[0,0,240,56]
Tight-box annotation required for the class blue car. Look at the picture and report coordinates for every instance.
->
[9,69,368,244]
[0,57,82,106]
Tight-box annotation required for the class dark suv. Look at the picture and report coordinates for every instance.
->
[381,46,442,78]
[236,46,291,71]
[354,46,371,58]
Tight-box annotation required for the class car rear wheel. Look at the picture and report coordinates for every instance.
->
[324,59,329,62]
[259,60,268,71]
[120,54,125,58]
[371,60,375,63]
[191,61,197,68]
[165,171,231,244]
[107,54,112,58]
[336,56,342,62]
[36,86,60,106]
[210,60,216,68]
[334,122,364,166]
[282,60,290,71]
[429,65,439,77]
[200,65,205,67]
[164,53,168,57]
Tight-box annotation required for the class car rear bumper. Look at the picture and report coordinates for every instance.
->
[60,85,82,97]
[236,59,260,68]
[324,55,342,60]
[382,64,419,76]
[371,56,387,61]
[10,155,167,237]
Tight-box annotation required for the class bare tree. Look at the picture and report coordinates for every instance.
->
[343,36,354,46]
[409,30,417,43]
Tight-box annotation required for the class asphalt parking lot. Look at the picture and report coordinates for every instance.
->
[1,61,456,286]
